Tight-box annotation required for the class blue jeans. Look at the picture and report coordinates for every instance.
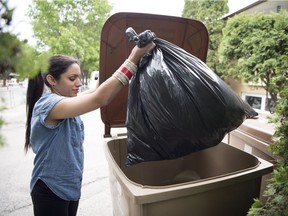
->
[31,180,79,216]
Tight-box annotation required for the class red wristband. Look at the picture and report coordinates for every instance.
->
[120,66,133,79]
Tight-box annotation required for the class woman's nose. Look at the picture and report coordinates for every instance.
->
[77,78,82,86]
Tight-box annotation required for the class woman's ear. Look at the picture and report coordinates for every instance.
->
[46,75,56,86]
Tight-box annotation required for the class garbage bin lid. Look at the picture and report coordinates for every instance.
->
[99,12,209,137]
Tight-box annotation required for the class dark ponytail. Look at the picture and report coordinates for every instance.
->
[25,72,44,152]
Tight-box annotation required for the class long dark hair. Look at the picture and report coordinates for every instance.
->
[25,55,79,152]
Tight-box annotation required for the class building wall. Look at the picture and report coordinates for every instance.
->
[242,0,288,14]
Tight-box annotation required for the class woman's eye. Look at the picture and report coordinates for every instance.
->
[69,77,76,81]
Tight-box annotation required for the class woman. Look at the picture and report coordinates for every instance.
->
[25,42,155,216]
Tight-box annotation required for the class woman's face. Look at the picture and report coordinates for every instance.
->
[52,63,82,97]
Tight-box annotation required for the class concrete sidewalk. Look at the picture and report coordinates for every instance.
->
[0,104,116,216]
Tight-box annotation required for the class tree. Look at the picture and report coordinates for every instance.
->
[1,0,45,83]
[182,0,229,76]
[28,0,112,84]
[0,32,21,86]
[0,32,49,85]
[0,0,13,32]
[0,0,19,86]
[0,0,17,146]
[219,11,288,110]
[14,42,51,79]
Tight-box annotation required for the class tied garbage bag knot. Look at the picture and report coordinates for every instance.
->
[126,27,156,48]
[126,27,156,67]
[125,27,258,166]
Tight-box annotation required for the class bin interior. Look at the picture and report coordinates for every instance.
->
[108,138,261,187]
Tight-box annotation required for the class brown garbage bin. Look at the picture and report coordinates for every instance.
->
[99,12,273,216]
[104,138,273,216]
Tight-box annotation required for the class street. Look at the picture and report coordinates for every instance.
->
[0,87,118,216]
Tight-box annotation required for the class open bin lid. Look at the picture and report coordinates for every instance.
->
[99,12,209,137]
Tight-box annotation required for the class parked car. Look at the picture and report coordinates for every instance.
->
[89,71,99,89]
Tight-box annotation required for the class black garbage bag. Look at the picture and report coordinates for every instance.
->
[125,28,258,165]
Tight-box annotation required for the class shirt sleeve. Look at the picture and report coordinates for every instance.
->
[36,93,66,129]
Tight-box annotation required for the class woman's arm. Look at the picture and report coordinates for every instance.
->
[46,42,155,123]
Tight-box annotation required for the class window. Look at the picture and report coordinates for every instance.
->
[276,5,281,13]
[242,93,274,113]
[245,96,262,110]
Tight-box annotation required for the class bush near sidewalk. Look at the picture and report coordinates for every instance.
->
[248,87,288,216]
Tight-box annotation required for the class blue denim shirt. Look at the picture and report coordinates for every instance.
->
[30,93,84,201]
